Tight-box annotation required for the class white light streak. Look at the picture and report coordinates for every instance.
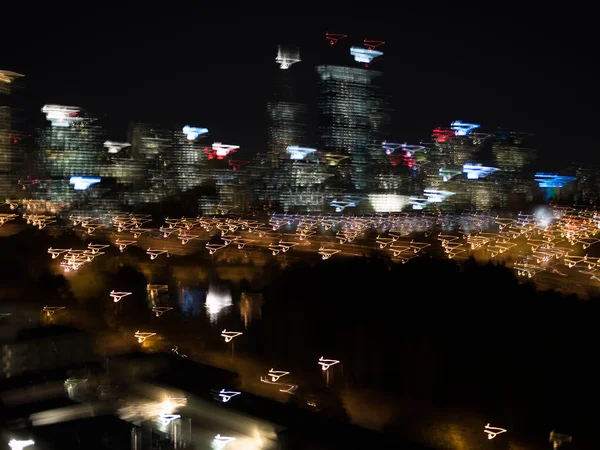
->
[484,423,507,440]
[218,390,241,403]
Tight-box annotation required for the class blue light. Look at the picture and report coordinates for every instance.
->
[182,125,208,141]
[534,173,577,188]
[330,199,356,212]
[450,121,481,136]
[350,47,383,64]
[69,176,101,190]
[286,145,317,160]
[463,163,499,180]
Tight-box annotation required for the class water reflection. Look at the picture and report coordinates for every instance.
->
[205,285,232,324]
[239,292,263,329]
[147,284,169,308]
[177,286,206,317]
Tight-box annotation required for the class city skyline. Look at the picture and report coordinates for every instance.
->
[2,6,597,166]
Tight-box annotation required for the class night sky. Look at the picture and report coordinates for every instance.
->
[2,5,597,166]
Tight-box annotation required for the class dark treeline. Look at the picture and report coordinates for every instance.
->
[250,256,600,446]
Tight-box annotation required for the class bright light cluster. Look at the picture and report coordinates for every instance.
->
[450,120,481,136]
[69,176,101,190]
[463,163,499,180]
[41,104,82,127]
[276,45,301,69]
[534,173,577,188]
[286,145,317,160]
[104,141,131,154]
[350,46,383,64]
[182,125,208,140]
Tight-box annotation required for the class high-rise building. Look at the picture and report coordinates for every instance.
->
[0,70,26,199]
[492,129,536,173]
[37,105,107,178]
[266,46,310,166]
[316,63,390,191]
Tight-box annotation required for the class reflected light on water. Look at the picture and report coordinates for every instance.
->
[239,292,264,329]
[206,285,232,324]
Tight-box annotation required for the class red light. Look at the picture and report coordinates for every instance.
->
[432,128,455,143]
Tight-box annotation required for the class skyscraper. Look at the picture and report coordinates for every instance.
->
[0,70,25,199]
[492,129,536,173]
[316,63,390,191]
[266,46,310,166]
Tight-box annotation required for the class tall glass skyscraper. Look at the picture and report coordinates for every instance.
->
[316,64,390,191]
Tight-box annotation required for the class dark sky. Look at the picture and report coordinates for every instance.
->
[2,4,598,167]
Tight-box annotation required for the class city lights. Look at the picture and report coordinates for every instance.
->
[450,120,481,136]
[267,369,289,382]
[463,163,499,179]
[8,440,35,450]
[218,389,241,403]
[534,173,577,188]
[221,330,242,343]
[158,413,181,425]
[110,290,132,303]
[276,45,301,69]
[0,70,24,84]
[152,306,173,317]
[549,430,572,449]
[104,141,131,154]
[182,125,208,140]
[69,176,102,190]
[484,423,507,440]
[134,331,156,343]
[286,145,317,160]
[318,357,340,371]
[213,435,236,448]
[211,142,240,158]
[350,46,383,65]
[41,104,82,126]
[42,306,65,316]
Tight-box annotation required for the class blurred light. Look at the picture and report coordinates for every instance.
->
[534,173,577,188]
[350,46,383,64]
[104,141,131,154]
[318,357,339,371]
[214,435,236,448]
[424,189,455,203]
[276,45,301,69]
[286,145,316,160]
[450,120,480,136]
[368,194,410,213]
[463,163,499,179]
[267,369,289,382]
[484,423,507,440]
[218,390,241,403]
[205,286,232,323]
[69,176,101,190]
[182,125,208,140]
[8,440,34,450]
[0,70,24,84]
[158,413,180,425]
[42,105,82,127]
[221,329,242,343]
[212,142,240,157]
